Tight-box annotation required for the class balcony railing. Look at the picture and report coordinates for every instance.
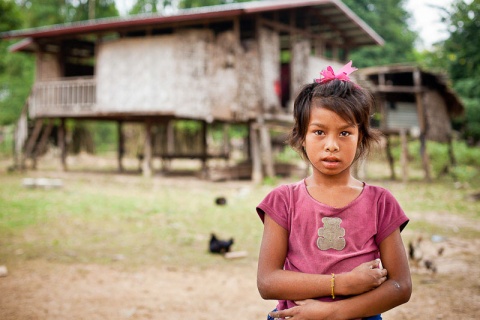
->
[30,77,96,118]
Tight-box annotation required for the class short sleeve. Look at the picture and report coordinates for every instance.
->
[375,189,409,245]
[256,184,290,230]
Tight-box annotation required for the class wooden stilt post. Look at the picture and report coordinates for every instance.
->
[258,117,275,179]
[58,118,68,171]
[223,123,230,159]
[201,120,208,178]
[32,119,54,169]
[14,102,29,171]
[142,121,153,177]
[117,121,124,172]
[419,134,431,182]
[23,119,43,169]
[413,69,431,182]
[447,134,456,167]
[162,119,174,173]
[385,134,396,180]
[400,128,409,183]
[250,122,262,183]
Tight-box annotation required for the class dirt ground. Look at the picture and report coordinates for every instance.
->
[1,234,479,320]
[1,171,480,319]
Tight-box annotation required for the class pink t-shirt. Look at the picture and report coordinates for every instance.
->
[256,180,408,311]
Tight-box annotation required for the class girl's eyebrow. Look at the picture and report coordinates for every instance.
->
[308,122,356,130]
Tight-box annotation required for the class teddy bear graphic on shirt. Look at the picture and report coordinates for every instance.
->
[317,217,346,250]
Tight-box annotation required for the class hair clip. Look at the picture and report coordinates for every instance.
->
[314,60,358,84]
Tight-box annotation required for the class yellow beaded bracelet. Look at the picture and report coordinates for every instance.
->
[331,273,335,299]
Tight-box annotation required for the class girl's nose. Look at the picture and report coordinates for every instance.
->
[325,136,339,152]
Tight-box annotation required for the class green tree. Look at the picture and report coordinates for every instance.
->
[179,0,252,9]
[342,0,417,67]
[129,0,162,14]
[0,0,34,125]
[442,0,480,144]
[71,0,119,21]
[418,0,480,144]
[16,0,71,26]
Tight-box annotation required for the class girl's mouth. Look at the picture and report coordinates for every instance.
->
[322,157,341,169]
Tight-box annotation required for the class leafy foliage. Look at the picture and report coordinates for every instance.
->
[16,0,119,25]
[129,0,161,14]
[342,0,417,67]
[0,0,121,127]
[0,0,22,30]
[71,0,119,20]
[438,0,480,144]
[0,1,34,125]
[178,0,253,9]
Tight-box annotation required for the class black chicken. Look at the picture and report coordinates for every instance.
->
[209,233,234,254]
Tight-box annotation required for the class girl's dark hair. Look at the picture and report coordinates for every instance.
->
[288,79,381,162]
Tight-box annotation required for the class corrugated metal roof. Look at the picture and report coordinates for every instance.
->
[0,0,383,48]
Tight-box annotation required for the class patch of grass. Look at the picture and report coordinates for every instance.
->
[0,170,271,269]
[382,180,480,219]
[406,219,480,240]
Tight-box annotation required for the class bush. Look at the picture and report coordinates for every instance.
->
[386,136,480,185]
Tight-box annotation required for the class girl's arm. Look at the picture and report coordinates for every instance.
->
[268,228,412,320]
[257,214,388,300]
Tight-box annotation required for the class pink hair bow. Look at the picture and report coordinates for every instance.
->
[315,60,358,84]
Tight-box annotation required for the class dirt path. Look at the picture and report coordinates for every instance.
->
[0,259,273,320]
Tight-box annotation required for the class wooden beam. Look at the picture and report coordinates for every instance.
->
[376,84,426,93]
[258,18,334,46]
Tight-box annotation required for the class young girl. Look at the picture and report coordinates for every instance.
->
[256,61,412,320]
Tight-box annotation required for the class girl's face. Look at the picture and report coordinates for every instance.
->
[303,106,359,178]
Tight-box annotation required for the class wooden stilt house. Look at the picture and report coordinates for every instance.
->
[1,0,384,181]
[356,64,464,181]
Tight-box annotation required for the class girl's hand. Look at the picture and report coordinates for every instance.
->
[339,259,387,296]
[268,300,335,320]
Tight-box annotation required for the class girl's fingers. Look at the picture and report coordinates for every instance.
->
[268,310,287,319]
[269,309,293,319]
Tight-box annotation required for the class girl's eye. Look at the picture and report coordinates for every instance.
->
[314,130,325,135]
[340,131,350,137]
